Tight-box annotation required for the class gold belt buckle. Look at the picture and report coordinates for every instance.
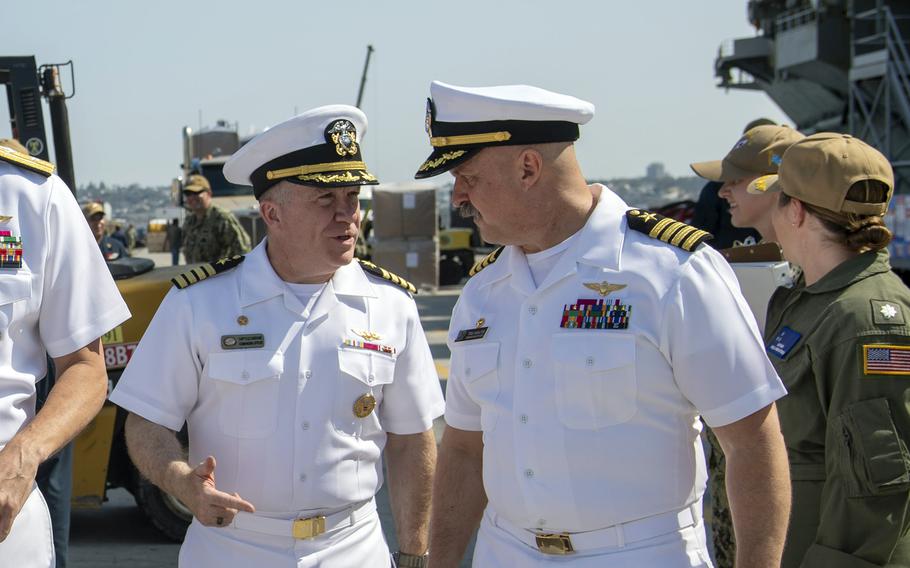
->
[535,532,574,555]
[292,515,326,540]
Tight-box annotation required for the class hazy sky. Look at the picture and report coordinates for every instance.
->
[3,1,789,187]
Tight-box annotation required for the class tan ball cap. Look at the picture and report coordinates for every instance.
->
[690,125,805,182]
[81,202,105,218]
[183,174,212,193]
[747,133,894,216]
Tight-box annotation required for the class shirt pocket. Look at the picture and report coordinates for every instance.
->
[551,332,637,429]
[0,272,32,331]
[832,397,910,497]
[334,347,395,438]
[206,350,284,439]
[449,342,501,432]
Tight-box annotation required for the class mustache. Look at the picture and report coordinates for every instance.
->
[458,203,479,219]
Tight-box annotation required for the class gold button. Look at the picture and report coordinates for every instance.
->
[237,315,249,326]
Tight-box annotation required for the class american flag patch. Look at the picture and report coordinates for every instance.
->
[863,344,910,375]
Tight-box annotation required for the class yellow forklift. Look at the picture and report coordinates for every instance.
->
[2,56,192,540]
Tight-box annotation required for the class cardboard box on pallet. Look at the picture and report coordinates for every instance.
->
[371,238,439,289]
[371,183,438,239]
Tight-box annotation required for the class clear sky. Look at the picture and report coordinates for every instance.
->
[3,0,789,187]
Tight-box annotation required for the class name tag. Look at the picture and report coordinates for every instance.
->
[454,327,488,342]
[767,326,801,359]
[221,334,265,350]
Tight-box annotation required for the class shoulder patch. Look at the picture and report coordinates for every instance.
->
[171,255,245,289]
[357,259,417,294]
[625,209,712,252]
[469,246,504,277]
[0,146,55,177]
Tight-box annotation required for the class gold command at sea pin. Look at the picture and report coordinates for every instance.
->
[353,393,377,418]
[221,334,265,350]
[561,297,630,329]
[343,338,396,355]
[352,329,383,341]
[0,229,23,269]
[454,318,488,342]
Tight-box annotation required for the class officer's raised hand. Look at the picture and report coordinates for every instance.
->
[176,456,255,527]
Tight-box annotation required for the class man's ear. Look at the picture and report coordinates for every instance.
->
[518,148,543,189]
[260,200,281,227]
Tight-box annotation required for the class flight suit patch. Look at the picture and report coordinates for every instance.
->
[863,344,910,375]
[221,334,265,350]
[560,298,630,329]
[872,300,905,325]
[767,326,801,359]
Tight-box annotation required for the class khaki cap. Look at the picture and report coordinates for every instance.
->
[690,125,805,182]
[183,174,212,193]
[82,202,105,218]
[747,133,893,216]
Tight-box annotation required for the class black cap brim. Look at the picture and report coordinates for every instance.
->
[414,147,480,179]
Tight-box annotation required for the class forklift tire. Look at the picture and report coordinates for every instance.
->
[134,473,193,542]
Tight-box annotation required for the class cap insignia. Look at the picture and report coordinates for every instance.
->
[326,119,359,157]
[770,153,782,166]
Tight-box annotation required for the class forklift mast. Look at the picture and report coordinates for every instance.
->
[0,56,76,193]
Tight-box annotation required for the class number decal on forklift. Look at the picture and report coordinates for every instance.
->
[104,343,138,370]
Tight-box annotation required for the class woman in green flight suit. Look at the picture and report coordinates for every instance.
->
[750,133,910,567]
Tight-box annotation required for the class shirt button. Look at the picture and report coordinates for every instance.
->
[241,371,250,379]
[585,356,595,367]
[368,373,375,384]
[299,473,307,482]
[465,367,472,377]
[304,370,312,379]
[528,306,538,315]
[520,414,528,424]
[522,359,532,368]
[301,421,310,431]
[524,469,534,478]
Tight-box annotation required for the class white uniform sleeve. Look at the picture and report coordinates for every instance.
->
[378,296,445,434]
[38,177,131,357]
[109,287,200,431]
[662,248,787,427]
[442,296,484,431]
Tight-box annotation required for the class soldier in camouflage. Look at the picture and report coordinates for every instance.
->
[181,174,251,263]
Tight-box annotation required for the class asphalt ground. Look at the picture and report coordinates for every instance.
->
[69,249,472,567]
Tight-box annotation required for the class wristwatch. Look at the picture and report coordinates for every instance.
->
[392,551,429,568]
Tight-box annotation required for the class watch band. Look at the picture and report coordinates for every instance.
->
[393,551,429,568]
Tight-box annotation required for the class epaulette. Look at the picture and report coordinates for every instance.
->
[0,146,55,177]
[625,209,712,252]
[357,259,417,294]
[469,246,504,277]
[171,255,245,289]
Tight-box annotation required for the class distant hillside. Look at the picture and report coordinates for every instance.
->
[591,176,704,209]
[78,182,174,227]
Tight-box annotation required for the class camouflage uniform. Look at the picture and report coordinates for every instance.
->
[182,204,251,264]
[706,427,735,568]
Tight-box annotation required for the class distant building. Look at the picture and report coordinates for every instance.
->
[645,162,667,179]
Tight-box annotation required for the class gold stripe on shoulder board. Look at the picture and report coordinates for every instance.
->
[171,256,245,289]
[357,259,417,294]
[0,145,55,177]
[469,246,504,277]
[625,209,712,252]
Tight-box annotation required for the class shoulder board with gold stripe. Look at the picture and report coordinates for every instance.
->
[0,146,55,177]
[469,246,504,277]
[171,255,245,289]
[357,259,417,294]
[625,209,712,252]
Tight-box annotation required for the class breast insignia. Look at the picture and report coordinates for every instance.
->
[171,255,245,289]
[357,259,417,294]
[0,146,55,177]
[625,209,712,252]
[469,246,504,277]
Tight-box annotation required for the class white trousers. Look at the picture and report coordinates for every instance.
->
[0,484,54,568]
[472,509,713,568]
[178,508,389,568]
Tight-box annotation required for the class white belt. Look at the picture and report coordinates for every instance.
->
[231,498,376,540]
[491,503,699,555]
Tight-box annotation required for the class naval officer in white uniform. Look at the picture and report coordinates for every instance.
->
[110,106,444,568]
[416,82,792,568]
[0,146,131,567]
